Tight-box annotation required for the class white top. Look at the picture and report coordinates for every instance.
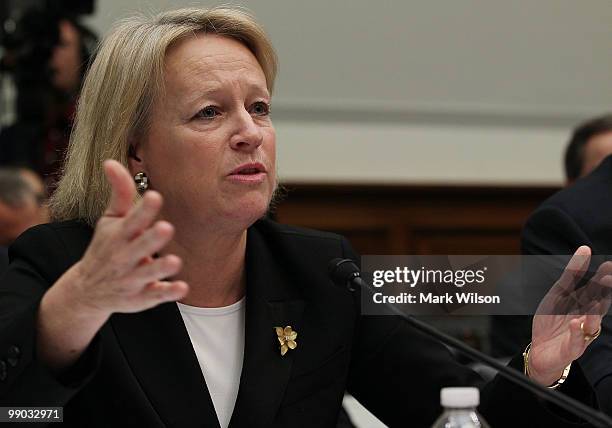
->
[177,298,246,428]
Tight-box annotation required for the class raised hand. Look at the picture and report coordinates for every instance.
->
[71,160,188,316]
[528,246,612,386]
[37,160,188,371]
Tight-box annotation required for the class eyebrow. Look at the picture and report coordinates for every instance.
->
[182,81,270,107]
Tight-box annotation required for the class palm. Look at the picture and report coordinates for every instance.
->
[528,246,612,385]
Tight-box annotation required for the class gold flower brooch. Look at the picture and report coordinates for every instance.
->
[275,326,298,356]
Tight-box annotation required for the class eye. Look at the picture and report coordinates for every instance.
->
[250,101,270,116]
[195,106,220,120]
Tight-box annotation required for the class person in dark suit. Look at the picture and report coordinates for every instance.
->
[523,147,612,415]
[492,114,612,359]
[0,7,608,427]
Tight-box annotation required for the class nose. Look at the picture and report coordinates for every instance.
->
[229,109,264,152]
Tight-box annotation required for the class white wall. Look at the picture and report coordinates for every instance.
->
[83,0,612,185]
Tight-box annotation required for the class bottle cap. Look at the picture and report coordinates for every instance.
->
[440,387,479,408]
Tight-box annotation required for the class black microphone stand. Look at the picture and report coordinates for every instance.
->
[329,258,612,428]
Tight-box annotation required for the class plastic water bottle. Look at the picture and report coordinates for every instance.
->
[431,387,490,428]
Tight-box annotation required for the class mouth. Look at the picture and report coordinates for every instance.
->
[227,162,267,184]
[229,162,267,176]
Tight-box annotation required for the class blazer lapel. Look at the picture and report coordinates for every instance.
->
[111,303,220,428]
[229,226,305,428]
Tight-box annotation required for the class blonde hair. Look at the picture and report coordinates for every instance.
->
[49,7,278,226]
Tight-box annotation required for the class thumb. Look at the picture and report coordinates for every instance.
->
[103,159,136,217]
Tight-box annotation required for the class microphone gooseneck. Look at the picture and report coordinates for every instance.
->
[328,258,612,428]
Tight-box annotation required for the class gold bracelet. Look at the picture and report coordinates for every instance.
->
[523,342,572,389]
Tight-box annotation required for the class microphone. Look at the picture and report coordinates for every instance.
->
[328,258,612,428]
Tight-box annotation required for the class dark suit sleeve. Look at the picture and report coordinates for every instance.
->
[341,238,598,427]
[0,225,101,406]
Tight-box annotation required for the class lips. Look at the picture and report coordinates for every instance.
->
[229,162,266,176]
[227,162,267,184]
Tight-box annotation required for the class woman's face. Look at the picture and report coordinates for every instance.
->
[50,20,82,93]
[130,34,276,233]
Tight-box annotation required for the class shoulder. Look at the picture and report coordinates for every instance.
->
[537,156,612,215]
[522,158,612,253]
[12,219,92,251]
[8,220,93,275]
[525,156,612,235]
[251,217,354,257]
[249,218,359,268]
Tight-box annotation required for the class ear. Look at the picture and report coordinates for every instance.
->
[127,140,145,176]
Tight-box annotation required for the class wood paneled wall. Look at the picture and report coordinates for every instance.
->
[274,184,559,256]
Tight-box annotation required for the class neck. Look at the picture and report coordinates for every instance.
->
[164,224,248,308]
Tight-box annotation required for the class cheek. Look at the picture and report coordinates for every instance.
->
[149,136,226,200]
[265,128,277,165]
[262,130,277,191]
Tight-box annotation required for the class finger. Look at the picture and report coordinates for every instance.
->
[576,266,612,309]
[141,280,189,304]
[121,221,175,267]
[538,252,591,315]
[553,246,591,295]
[104,159,136,217]
[585,262,612,291]
[121,191,163,240]
[597,277,612,315]
[567,318,587,359]
[596,261,612,278]
[582,309,601,336]
[137,256,154,267]
[122,255,182,286]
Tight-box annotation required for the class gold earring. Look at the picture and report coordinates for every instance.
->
[134,172,148,193]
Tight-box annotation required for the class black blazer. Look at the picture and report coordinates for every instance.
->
[522,154,612,414]
[0,218,596,427]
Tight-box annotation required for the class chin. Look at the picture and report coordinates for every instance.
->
[223,193,271,228]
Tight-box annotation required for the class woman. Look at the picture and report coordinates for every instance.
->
[0,7,608,427]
